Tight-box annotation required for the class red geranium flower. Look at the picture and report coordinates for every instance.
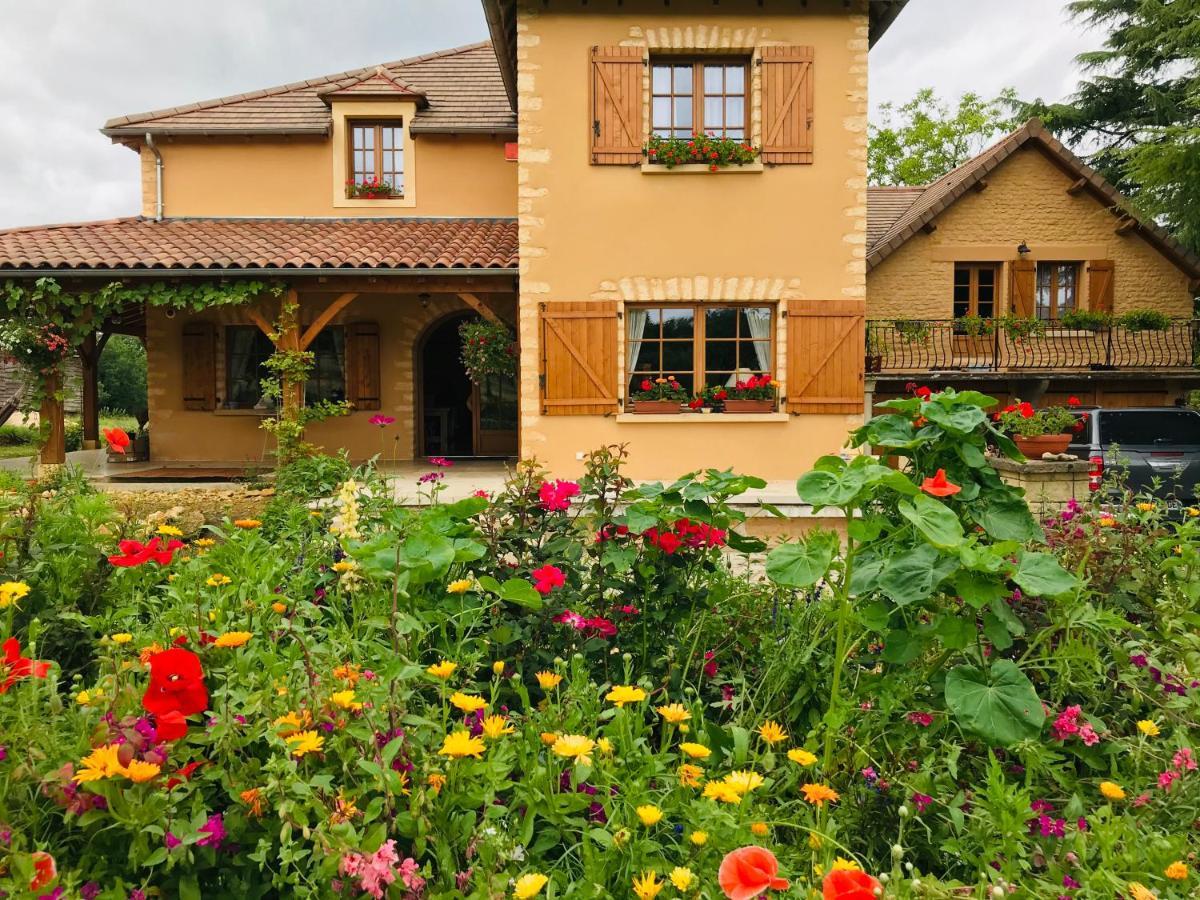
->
[0,637,50,693]
[102,427,131,455]
[822,869,882,900]
[920,469,961,498]
[1067,396,1081,407]
[29,851,56,891]
[531,564,565,595]
[913,385,932,401]
[718,846,790,899]
[108,537,184,568]
[1017,401,1035,419]
[142,647,208,719]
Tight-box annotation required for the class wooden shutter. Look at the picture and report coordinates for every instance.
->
[345,322,381,411]
[539,302,618,415]
[181,321,216,411]
[761,46,814,164]
[1087,260,1114,314]
[590,46,644,165]
[1009,259,1036,317]
[785,300,864,414]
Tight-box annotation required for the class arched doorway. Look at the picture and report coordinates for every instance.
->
[416,313,517,458]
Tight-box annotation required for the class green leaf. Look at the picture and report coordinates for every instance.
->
[858,599,891,631]
[882,629,924,664]
[178,876,202,900]
[934,614,974,650]
[499,578,543,610]
[765,532,837,588]
[862,415,919,449]
[878,544,957,607]
[899,493,964,550]
[922,402,986,434]
[1014,551,1077,598]
[944,660,1045,746]
[956,441,987,468]
[981,612,1015,651]
[954,571,1008,610]
[973,495,1042,542]
[623,505,659,534]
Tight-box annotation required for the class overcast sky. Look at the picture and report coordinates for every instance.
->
[0,0,1099,229]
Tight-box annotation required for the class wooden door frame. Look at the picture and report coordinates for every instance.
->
[415,310,476,459]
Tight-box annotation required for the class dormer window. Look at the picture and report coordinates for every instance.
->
[651,58,748,140]
[347,120,405,198]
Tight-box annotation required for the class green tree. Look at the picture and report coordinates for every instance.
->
[869,87,1022,185]
[97,335,147,416]
[1030,0,1200,253]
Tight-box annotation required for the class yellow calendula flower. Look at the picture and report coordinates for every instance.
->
[1137,719,1160,737]
[750,822,769,837]
[110,633,133,645]
[449,691,488,713]
[788,747,818,766]
[669,867,694,891]
[758,720,788,745]
[124,760,161,784]
[330,792,361,825]
[157,524,183,537]
[678,763,704,788]
[655,702,690,724]
[636,804,663,826]
[1098,516,1117,527]
[194,538,216,548]
[447,578,473,595]
[206,573,232,587]
[330,690,363,711]
[481,715,515,740]
[272,601,288,614]
[427,772,446,794]
[1136,502,1156,513]
[723,770,765,796]
[632,871,664,900]
[0,581,30,609]
[605,684,647,707]
[234,518,262,529]
[535,671,563,690]
[1165,861,1188,881]
[492,660,505,675]
[274,710,311,735]
[75,690,96,706]
[1126,883,1154,900]
[332,560,356,574]
[439,730,486,760]
[540,732,559,746]
[552,734,596,764]
[1099,781,1125,801]
[596,737,614,755]
[679,742,711,760]
[802,783,840,807]
[689,830,708,846]
[73,744,126,783]
[286,730,325,758]
[702,781,743,804]
[1188,507,1200,518]
[427,660,457,679]
[214,631,253,648]
[513,872,549,899]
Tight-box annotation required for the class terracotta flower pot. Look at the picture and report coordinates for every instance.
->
[633,399,683,414]
[1013,433,1073,458]
[722,398,776,413]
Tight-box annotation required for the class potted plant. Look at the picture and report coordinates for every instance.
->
[459,319,517,384]
[630,376,687,414]
[993,398,1082,457]
[723,374,778,413]
[688,385,727,414]
[346,177,397,199]
[645,133,760,171]
[866,330,885,373]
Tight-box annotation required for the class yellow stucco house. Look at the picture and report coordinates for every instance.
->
[0,0,1196,480]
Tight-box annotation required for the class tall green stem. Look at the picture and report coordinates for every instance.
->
[822,530,855,769]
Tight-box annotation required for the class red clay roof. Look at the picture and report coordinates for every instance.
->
[866,119,1200,281]
[0,217,518,271]
[867,186,925,249]
[102,43,513,137]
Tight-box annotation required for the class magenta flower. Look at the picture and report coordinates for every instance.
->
[911,792,932,813]
[907,711,934,727]
[196,813,225,849]
[368,414,396,427]
[165,832,181,849]
[418,471,444,485]
[531,564,565,595]
[539,479,581,512]
[428,456,454,468]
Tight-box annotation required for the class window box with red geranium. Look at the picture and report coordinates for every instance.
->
[644,134,760,173]
[630,376,687,414]
[345,177,400,199]
[722,374,778,413]
[993,397,1084,457]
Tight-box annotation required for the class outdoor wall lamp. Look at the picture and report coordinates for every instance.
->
[1017,241,1031,257]
[419,292,431,309]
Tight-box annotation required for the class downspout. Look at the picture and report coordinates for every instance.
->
[144,132,163,221]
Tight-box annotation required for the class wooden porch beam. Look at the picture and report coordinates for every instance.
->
[246,306,275,339]
[297,275,516,294]
[457,292,503,324]
[1066,177,1088,196]
[1115,217,1138,236]
[299,292,359,350]
[921,222,938,235]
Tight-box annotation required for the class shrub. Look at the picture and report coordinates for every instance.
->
[1059,309,1112,331]
[97,335,148,416]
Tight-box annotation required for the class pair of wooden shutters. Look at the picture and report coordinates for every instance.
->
[1008,260,1115,317]
[180,321,381,411]
[537,300,864,416]
[590,45,814,165]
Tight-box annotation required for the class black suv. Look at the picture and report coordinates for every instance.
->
[1069,406,1200,506]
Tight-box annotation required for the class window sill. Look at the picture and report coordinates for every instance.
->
[212,408,276,417]
[333,194,416,209]
[640,161,764,175]
[616,412,788,423]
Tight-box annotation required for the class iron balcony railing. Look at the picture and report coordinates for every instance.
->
[865,318,1200,374]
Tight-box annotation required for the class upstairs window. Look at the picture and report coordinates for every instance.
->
[651,58,748,140]
[953,263,998,318]
[348,120,404,197]
[1036,262,1079,321]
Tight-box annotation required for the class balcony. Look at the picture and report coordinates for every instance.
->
[865,318,1200,377]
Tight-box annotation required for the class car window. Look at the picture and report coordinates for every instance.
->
[1100,410,1200,446]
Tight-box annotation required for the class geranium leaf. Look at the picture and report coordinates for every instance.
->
[945,660,1045,747]
[1014,551,1078,598]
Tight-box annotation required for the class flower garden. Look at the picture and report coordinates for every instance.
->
[0,388,1196,898]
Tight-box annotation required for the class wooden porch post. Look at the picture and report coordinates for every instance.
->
[39,371,66,468]
[78,333,109,450]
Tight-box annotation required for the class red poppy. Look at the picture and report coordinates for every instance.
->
[156,709,189,743]
[718,846,790,899]
[102,427,131,455]
[29,851,56,891]
[822,869,882,900]
[920,469,961,498]
[0,638,50,693]
[108,536,184,568]
[142,647,208,718]
[531,564,565,595]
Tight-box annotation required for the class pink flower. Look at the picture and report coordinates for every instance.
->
[907,711,933,727]
[1173,748,1197,772]
[911,792,932,813]
[1158,770,1180,791]
[339,840,416,899]
[1051,706,1082,741]
[554,609,587,629]
[539,480,581,512]
[368,414,396,427]
[196,813,225,849]
[428,457,454,468]
[531,565,565,595]
[1078,723,1100,746]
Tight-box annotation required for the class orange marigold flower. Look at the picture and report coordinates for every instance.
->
[234,518,262,529]
[801,783,840,807]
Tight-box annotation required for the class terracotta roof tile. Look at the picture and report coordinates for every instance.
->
[103,42,514,136]
[0,217,518,271]
[867,186,925,249]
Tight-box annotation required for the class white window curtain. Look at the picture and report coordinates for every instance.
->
[744,307,773,372]
[625,308,650,379]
